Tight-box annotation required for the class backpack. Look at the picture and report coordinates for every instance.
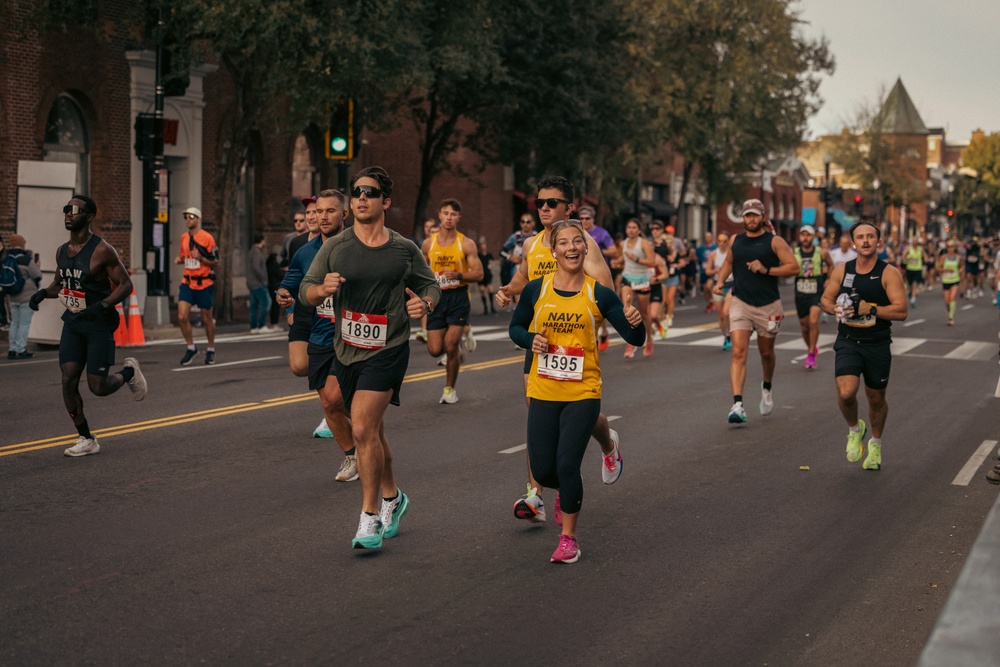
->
[0,253,25,296]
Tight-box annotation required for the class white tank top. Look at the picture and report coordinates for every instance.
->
[623,237,647,277]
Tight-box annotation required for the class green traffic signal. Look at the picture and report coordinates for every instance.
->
[326,100,355,160]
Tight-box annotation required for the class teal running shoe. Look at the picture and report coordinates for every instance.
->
[380,490,410,539]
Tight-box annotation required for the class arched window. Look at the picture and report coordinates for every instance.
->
[43,95,89,193]
[291,133,318,200]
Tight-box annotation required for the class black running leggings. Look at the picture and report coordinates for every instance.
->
[526,398,601,515]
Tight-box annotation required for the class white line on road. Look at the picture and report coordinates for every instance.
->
[172,356,281,371]
[951,440,998,486]
[944,341,995,361]
[904,318,926,327]
[499,415,621,454]
[961,304,974,311]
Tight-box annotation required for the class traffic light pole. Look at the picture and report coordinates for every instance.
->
[141,10,172,326]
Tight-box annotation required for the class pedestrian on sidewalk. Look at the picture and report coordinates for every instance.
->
[5,234,42,358]
[246,231,270,333]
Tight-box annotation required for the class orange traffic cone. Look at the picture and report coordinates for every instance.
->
[123,291,146,346]
[113,301,128,347]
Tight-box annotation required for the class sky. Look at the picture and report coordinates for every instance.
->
[794,0,1000,142]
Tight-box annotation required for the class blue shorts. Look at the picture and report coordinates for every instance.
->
[179,283,215,310]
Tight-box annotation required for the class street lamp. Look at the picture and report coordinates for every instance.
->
[872,177,880,232]
[824,153,833,236]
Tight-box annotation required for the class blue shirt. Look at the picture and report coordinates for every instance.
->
[280,236,335,347]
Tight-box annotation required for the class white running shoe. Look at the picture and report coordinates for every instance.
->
[123,357,147,401]
[351,513,384,549]
[513,485,546,522]
[335,454,359,482]
[313,418,333,438]
[602,429,623,484]
[439,387,458,404]
[760,384,774,416]
[728,402,747,424]
[461,328,477,353]
[436,354,447,366]
[64,436,100,457]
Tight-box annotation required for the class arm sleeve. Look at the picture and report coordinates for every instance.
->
[595,284,645,347]
[508,279,541,349]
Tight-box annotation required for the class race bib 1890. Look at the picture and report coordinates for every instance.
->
[341,310,388,349]
[537,345,584,381]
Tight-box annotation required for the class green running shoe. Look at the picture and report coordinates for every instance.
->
[863,441,881,470]
[846,419,866,463]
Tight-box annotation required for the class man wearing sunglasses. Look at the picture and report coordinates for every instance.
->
[29,196,148,457]
[173,207,220,365]
[494,176,623,526]
[300,166,441,550]
[421,198,484,404]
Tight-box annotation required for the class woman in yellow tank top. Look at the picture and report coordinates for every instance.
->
[509,221,645,564]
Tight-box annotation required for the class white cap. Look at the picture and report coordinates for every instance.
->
[182,207,202,218]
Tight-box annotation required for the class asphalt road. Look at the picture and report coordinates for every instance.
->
[3,285,999,666]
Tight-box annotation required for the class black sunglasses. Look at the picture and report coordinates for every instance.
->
[63,204,90,215]
[534,197,570,210]
[351,185,385,199]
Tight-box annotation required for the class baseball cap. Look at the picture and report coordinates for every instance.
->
[578,206,595,218]
[182,207,202,218]
[800,225,816,235]
[650,220,663,229]
[664,225,675,234]
[301,195,317,208]
[742,199,765,216]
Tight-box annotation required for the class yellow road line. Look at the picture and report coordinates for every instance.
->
[2,353,525,458]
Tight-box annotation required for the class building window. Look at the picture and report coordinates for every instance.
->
[43,95,89,193]
[291,132,318,201]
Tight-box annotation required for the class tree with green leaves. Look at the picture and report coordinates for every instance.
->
[640,0,834,228]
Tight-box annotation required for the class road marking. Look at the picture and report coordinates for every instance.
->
[951,440,998,486]
[498,416,621,454]
[961,304,974,311]
[944,341,995,361]
[890,337,927,356]
[172,356,281,371]
[2,352,530,458]
[904,318,926,327]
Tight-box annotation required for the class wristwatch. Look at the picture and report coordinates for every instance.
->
[869,305,878,318]
[422,298,434,314]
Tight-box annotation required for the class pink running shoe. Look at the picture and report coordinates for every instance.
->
[553,493,563,526]
[550,534,581,564]
[624,345,636,359]
[804,350,817,369]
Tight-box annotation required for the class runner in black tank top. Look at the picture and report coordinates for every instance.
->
[29,195,148,457]
[820,220,908,472]
[712,199,798,424]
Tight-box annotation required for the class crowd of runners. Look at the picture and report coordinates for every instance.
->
[23,165,1000,563]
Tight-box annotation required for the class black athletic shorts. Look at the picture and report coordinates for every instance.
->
[427,287,471,330]
[834,335,892,390]
[905,269,923,286]
[794,292,822,319]
[334,342,409,411]
[307,342,338,391]
[288,302,312,343]
[649,284,663,303]
[59,317,116,377]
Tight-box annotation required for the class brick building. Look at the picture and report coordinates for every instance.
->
[0,3,515,326]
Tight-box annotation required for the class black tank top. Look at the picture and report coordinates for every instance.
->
[58,234,113,326]
[731,232,780,306]
[837,258,891,340]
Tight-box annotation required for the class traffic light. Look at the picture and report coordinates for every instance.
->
[133,113,163,161]
[947,209,954,218]
[853,194,863,214]
[325,100,355,160]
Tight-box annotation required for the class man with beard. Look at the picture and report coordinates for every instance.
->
[821,220,908,471]
[301,167,440,550]
[29,195,147,457]
[712,199,798,424]
[276,189,359,482]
